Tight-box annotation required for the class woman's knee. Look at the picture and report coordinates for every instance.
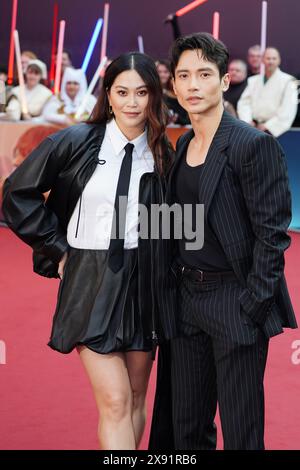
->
[101,391,133,422]
[132,388,147,412]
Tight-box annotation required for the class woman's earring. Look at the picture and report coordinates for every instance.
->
[109,105,113,115]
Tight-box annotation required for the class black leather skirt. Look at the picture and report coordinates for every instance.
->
[48,247,152,354]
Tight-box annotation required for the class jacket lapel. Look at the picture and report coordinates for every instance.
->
[66,124,106,220]
[167,111,235,218]
[198,111,234,220]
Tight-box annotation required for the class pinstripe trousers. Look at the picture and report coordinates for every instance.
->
[171,274,269,450]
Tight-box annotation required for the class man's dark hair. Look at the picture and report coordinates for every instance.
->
[170,32,229,78]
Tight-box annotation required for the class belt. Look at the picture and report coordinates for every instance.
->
[178,266,237,283]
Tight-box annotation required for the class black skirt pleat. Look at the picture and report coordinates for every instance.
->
[48,247,152,354]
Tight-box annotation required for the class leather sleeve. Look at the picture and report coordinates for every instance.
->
[2,135,69,264]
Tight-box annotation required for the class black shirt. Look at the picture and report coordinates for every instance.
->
[174,151,231,271]
[223,79,248,111]
[163,94,190,126]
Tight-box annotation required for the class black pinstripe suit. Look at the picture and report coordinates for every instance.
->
[149,111,297,450]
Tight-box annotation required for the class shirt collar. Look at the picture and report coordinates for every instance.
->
[263,67,281,83]
[107,118,148,159]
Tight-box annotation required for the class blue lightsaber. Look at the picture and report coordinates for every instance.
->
[81,18,103,73]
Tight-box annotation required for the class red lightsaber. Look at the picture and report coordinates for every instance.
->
[49,2,58,88]
[7,0,18,85]
[176,0,208,17]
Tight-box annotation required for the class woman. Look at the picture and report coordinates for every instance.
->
[2,52,174,450]
[156,59,190,126]
[21,50,38,74]
[1,59,52,121]
[43,67,96,125]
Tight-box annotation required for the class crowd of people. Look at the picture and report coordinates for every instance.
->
[156,44,299,136]
[0,50,95,126]
[0,43,299,136]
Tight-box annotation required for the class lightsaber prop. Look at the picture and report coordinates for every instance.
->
[176,0,207,17]
[75,56,108,120]
[260,1,268,74]
[13,30,28,114]
[212,11,220,39]
[49,2,58,88]
[164,14,181,40]
[100,3,110,63]
[137,35,144,53]
[54,20,66,95]
[8,0,18,85]
[81,18,103,73]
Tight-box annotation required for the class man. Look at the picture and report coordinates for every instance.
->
[247,44,262,76]
[223,59,248,111]
[238,47,298,137]
[150,33,297,450]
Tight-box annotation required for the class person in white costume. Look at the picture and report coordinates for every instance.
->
[237,48,298,137]
[0,60,52,122]
[43,67,96,125]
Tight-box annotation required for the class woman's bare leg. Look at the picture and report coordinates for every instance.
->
[125,351,153,448]
[77,346,135,450]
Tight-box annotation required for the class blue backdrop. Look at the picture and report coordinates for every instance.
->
[278,130,300,231]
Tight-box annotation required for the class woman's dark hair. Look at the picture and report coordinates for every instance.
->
[170,32,229,78]
[88,52,173,175]
[156,59,171,70]
[155,59,173,92]
[63,49,72,61]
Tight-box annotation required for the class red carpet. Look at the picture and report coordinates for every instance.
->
[0,227,299,449]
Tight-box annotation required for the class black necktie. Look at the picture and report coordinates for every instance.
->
[108,142,134,273]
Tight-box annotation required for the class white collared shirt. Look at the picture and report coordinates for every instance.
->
[67,119,154,249]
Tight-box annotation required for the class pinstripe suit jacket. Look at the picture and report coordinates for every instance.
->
[158,110,297,341]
